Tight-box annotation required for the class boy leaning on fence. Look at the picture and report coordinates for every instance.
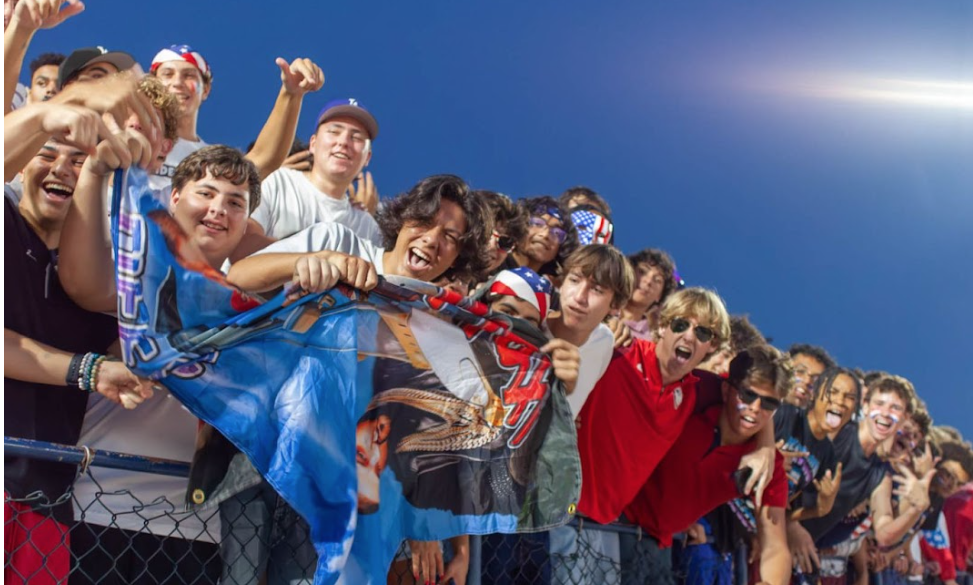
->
[3,103,156,583]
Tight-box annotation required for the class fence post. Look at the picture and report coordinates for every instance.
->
[734,542,748,585]
[468,534,482,585]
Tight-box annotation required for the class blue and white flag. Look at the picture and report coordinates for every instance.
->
[111,168,580,584]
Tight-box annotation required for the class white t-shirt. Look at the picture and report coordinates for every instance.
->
[251,168,382,245]
[565,323,614,417]
[149,137,207,191]
[11,82,27,111]
[72,390,219,541]
[253,221,386,274]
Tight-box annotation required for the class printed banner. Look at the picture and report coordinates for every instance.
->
[110,168,580,584]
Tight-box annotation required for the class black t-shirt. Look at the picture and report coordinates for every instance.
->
[801,421,890,545]
[773,403,837,507]
[4,197,118,523]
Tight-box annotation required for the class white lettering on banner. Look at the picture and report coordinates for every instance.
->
[116,206,161,367]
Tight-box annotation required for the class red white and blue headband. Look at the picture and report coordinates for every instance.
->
[150,44,211,79]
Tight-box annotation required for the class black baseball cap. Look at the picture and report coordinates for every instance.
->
[58,46,136,89]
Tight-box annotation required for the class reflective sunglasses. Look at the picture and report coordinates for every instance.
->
[493,231,517,253]
[668,317,717,343]
[529,216,567,244]
[736,385,781,412]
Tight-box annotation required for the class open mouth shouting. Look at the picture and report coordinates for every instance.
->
[405,247,434,276]
[42,180,74,203]
[673,344,693,365]
[869,410,897,437]
[739,412,759,430]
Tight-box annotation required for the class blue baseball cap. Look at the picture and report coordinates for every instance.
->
[316,98,379,139]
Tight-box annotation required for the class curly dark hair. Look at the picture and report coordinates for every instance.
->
[376,175,490,281]
[516,195,579,278]
[627,248,677,306]
[172,145,261,214]
[477,190,528,251]
[788,344,836,370]
[559,185,611,215]
[940,441,973,481]
[29,52,66,76]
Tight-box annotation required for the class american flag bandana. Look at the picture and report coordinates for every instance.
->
[151,44,211,78]
[572,208,614,245]
[489,267,553,322]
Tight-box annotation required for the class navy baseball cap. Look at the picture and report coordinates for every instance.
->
[316,98,379,139]
[58,46,136,89]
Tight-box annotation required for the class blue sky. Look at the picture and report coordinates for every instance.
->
[26,1,973,437]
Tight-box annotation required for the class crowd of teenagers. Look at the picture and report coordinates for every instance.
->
[4,1,972,585]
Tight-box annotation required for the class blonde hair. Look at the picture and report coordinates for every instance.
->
[138,75,179,142]
[658,287,731,348]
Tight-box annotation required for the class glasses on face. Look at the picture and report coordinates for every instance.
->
[529,216,567,244]
[669,317,717,344]
[492,231,517,253]
[735,385,781,412]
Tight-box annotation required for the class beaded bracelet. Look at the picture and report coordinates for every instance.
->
[65,353,85,386]
[88,355,110,394]
[80,354,106,393]
[77,353,95,391]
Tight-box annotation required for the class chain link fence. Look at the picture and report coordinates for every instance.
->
[5,437,746,584]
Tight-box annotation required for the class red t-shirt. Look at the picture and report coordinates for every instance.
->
[575,339,699,523]
[944,483,973,572]
[623,405,788,547]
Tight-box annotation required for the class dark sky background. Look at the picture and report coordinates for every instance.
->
[26,0,973,437]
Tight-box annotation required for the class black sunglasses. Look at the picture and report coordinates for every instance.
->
[493,231,517,253]
[735,385,781,412]
[669,317,716,343]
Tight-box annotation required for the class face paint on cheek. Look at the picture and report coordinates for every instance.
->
[187,79,201,97]
[737,402,748,412]
[868,409,901,424]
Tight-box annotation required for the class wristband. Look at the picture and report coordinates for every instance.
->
[65,353,85,386]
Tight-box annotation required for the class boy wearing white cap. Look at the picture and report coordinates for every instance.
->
[148,44,324,190]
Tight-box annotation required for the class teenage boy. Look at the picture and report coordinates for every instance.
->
[546,244,634,416]
[511,195,578,278]
[26,52,64,104]
[248,98,381,244]
[228,173,490,291]
[149,44,324,188]
[792,375,933,574]
[622,345,793,585]
[478,190,529,277]
[4,123,154,583]
[619,248,677,340]
[786,343,836,409]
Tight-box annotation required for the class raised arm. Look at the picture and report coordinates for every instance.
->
[59,129,153,312]
[4,0,84,113]
[870,472,931,548]
[245,57,323,180]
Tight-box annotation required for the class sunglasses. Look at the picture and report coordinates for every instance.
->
[493,231,517,253]
[529,216,567,244]
[668,317,717,344]
[735,385,781,412]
